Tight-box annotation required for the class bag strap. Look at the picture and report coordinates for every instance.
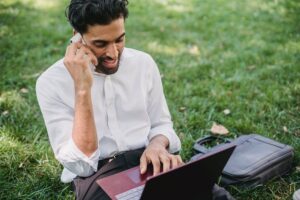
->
[193,135,232,154]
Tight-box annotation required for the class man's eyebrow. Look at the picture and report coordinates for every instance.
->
[92,33,126,44]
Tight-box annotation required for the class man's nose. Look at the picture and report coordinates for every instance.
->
[105,43,117,59]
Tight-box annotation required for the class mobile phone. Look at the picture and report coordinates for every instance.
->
[70,32,82,43]
[70,33,96,71]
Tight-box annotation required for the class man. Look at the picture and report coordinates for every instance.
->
[36,0,235,199]
[36,0,182,199]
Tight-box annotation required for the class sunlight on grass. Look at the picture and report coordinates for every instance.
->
[21,0,60,10]
[0,131,19,149]
[0,6,20,15]
[154,0,192,12]
[0,90,27,110]
[248,38,267,49]
[1,0,62,10]
[147,41,201,57]
[222,50,236,60]
[21,72,41,80]
[281,41,300,54]
[147,41,180,55]
[248,0,287,15]
[0,25,9,37]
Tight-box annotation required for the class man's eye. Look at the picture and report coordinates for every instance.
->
[95,43,107,48]
[116,38,124,43]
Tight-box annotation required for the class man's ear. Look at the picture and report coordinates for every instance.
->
[73,29,77,36]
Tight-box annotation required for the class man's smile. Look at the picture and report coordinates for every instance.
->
[102,58,118,68]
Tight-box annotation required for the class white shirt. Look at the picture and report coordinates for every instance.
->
[36,48,181,183]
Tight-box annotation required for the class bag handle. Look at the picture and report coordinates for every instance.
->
[193,135,232,154]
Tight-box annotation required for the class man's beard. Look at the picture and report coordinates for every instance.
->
[94,52,122,75]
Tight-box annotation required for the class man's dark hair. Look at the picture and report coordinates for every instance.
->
[66,0,129,34]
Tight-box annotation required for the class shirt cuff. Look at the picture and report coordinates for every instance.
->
[56,139,100,175]
[148,128,181,153]
[69,139,100,170]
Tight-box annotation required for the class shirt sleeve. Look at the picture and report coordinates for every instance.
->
[36,75,100,178]
[146,56,181,153]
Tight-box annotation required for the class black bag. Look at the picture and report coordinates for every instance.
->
[191,134,294,188]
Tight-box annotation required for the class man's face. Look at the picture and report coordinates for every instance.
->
[82,17,125,75]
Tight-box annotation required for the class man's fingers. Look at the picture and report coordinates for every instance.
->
[75,48,86,60]
[65,39,98,67]
[65,42,82,57]
[86,52,98,66]
[171,155,183,167]
[75,46,98,66]
[160,155,170,172]
[140,154,148,174]
[170,155,178,168]
[151,157,161,176]
[177,155,184,165]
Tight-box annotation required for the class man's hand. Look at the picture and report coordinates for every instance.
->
[63,41,98,91]
[140,135,183,176]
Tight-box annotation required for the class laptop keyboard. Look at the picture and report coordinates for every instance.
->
[115,185,145,200]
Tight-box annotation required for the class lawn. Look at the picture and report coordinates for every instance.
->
[0,0,299,199]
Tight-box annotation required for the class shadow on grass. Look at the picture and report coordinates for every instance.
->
[283,0,300,33]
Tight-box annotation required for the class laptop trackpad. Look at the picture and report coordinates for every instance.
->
[127,166,153,184]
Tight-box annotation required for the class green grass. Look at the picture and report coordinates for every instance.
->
[0,0,299,199]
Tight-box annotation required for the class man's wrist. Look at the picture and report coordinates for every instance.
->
[149,135,169,149]
[75,82,92,92]
[75,89,91,97]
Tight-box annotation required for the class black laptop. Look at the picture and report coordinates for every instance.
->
[97,143,236,200]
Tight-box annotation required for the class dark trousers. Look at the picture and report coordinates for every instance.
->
[72,148,235,200]
[72,148,144,200]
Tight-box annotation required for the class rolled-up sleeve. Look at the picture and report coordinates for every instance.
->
[146,57,181,153]
[36,75,100,179]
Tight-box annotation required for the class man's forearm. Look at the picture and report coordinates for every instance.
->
[72,89,98,157]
